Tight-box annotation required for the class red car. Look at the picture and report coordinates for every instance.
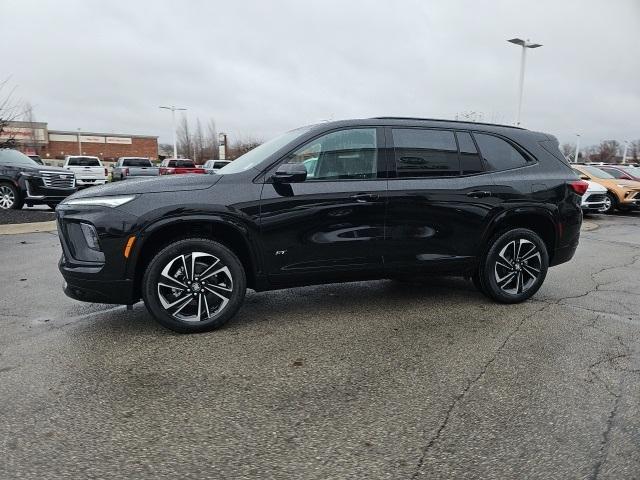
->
[159,159,205,175]
[599,164,640,181]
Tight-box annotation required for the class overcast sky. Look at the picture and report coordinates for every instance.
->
[2,0,638,147]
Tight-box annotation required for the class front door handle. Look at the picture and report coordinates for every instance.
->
[350,193,379,202]
[467,190,492,198]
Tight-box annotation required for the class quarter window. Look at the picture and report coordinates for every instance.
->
[455,131,483,175]
[473,133,528,171]
[287,128,377,180]
[392,128,458,177]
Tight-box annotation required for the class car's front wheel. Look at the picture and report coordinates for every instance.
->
[0,183,22,210]
[142,238,246,333]
[599,192,617,214]
[476,228,549,303]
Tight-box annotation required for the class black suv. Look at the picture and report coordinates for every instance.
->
[0,149,77,209]
[56,118,584,333]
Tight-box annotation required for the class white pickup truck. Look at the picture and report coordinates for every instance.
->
[63,156,107,187]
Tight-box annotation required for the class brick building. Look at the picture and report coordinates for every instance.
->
[1,121,158,162]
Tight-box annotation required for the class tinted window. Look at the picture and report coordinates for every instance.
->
[177,160,196,168]
[599,167,627,179]
[579,165,614,179]
[0,149,39,167]
[456,131,483,175]
[474,133,528,171]
[122,158,152,167]
[213,161,229,169]
[287,128,377,180]
[392,128,458,177]
[67,157,101,166]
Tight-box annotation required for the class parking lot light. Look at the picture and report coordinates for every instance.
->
[508,38,543,126]
[159,106,187,159]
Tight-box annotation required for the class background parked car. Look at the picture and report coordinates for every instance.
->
[158,158,205,175]
[0,148,76,209]
[573,164,640,213]
[203,159,230,174]
[580,180,608,213]
[63,155,107,187]
[598,165,640,182]
[112,157,159,181]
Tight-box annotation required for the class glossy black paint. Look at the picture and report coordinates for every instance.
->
[56,118,582,305]
[0,150,77,206]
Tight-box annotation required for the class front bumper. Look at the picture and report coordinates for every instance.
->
[61,257,137,304]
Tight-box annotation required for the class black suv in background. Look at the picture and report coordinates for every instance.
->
[0,149,77,209]
[56,118,584,333]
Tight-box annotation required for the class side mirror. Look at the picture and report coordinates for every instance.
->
[580,175,589,180]
[272,163,307,183]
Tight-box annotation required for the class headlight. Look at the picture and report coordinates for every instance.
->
[64,195,136,207]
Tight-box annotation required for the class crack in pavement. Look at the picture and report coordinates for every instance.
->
[410,303,551,478]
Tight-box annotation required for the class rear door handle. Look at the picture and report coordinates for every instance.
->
[467,190,492,198]
[350,193,379,202]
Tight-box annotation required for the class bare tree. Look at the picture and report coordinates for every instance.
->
[588,140,621,163]
[176,115,193,159]
[560,143,576,160]
[0,78,20,148]
[630,140,640,162]
[192,118,205,164]
[204,119,218,160]
[227,135,262,160]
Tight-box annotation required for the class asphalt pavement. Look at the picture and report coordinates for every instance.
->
[1,213,639,479]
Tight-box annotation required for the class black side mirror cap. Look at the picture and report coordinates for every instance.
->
[272,163,307,183]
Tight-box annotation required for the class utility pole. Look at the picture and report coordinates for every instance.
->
[508,38,543,126]
[622,140,629,164]
[159,105,187,158]
[77,128,82,154]
[574,134,581,163]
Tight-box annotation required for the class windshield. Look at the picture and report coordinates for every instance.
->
[0,149,40,167]
[122,158,152,167]
[217,126,314,174]
[67,157,101,166]
[580,165,615,179]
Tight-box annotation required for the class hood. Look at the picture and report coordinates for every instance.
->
[615,179,640,189]
[69,174,221,199]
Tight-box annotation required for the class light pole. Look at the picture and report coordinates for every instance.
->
[622,140,629,164]
[159,105,187,158]
[77,127,82,154]
[574,134,581,163]
[508,38,542,126]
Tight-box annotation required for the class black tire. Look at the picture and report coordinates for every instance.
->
[476,228,549,304]
[142,238,246,333]
[599,192,617,214]
[0,182,23,210]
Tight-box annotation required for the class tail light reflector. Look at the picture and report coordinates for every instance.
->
[568,180,589,196]
[122,167,129,177]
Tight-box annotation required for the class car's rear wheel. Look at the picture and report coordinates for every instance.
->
[599,192,616,214]
[0,183,22,210]
[476,228,548,303]
[142,238,246,333]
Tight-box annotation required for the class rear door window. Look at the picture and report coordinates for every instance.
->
[392,128,459,177]
[473,133,528,171]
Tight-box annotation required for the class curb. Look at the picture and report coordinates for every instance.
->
[0,221,57,235]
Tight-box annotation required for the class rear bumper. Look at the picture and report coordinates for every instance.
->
[550,241,579,267]
[76,178,107,186]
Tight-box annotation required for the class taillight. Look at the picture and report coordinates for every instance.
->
[568,180,589,196]
[122,167,129,177]
[104,168,108,177]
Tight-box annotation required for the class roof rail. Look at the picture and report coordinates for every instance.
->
[371,116,525,130]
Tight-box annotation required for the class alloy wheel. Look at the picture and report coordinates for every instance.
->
[0,185,15,209]
[494,239,542,295]
[157,251,234,322]
[599,196,612,213]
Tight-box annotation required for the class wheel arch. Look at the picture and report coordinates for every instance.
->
[130,216,261,298]
[481,208,557,263]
